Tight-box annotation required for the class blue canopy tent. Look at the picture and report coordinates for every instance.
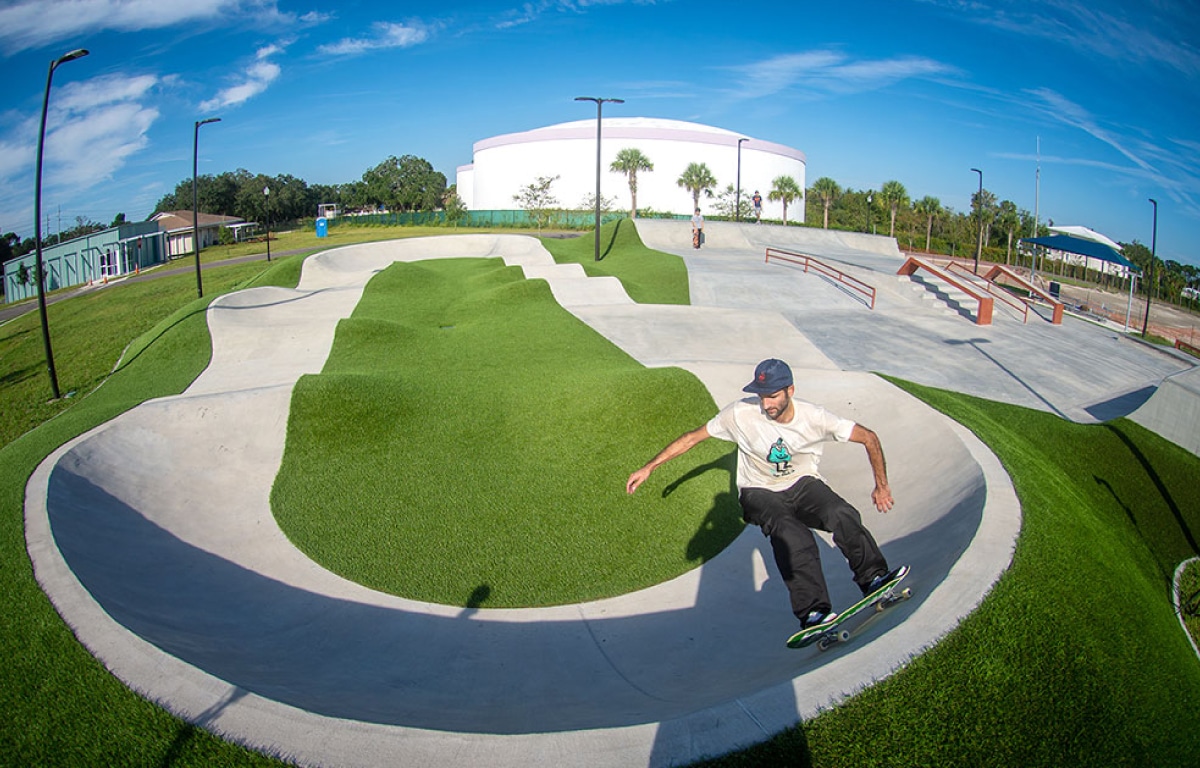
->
[1020,233,1139,273]
[1020,233,1141,331]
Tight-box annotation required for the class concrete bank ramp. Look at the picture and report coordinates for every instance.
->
[634,219,904,270]
[1129,365,1200,456]
[26,235,1020,768]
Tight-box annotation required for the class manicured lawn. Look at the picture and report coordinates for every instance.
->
[271,257,736,607]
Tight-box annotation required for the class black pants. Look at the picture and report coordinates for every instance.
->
[740,476,888,621]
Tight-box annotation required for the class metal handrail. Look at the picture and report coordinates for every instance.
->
[946,261,1029,323]
[764,247,876,309]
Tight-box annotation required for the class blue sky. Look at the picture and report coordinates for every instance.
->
[2,0,1197,266]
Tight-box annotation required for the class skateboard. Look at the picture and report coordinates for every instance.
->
[787,566,912,651]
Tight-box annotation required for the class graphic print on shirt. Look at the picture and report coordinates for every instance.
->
[766,438,794,476]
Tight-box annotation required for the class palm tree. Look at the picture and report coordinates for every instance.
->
[913,196,941,252]
[879,180,909,238]
[810,177,840,229]
[996,200,1021,264]
[676,162,718,211]
[769,175,803,226]
[610,148,653,219]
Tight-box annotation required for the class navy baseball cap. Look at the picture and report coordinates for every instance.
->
[743,359,793,394]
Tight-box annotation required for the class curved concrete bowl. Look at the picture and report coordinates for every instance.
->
[26,235,1020,767]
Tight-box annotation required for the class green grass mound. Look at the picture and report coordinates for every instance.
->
[541,218,690,305]
[271,258,740,608]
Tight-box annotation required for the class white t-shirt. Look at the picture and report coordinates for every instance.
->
[706,397,856,491]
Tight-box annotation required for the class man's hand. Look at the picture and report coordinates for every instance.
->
[625,425,710,496]
[872,484,894,513]
[626,467,652,495]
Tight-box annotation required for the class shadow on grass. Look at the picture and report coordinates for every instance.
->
[661,452,743,563]
[1104,423,1199,558]
[157,686,252,767]
[109,305,209,376]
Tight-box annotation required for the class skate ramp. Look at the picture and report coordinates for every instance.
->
[27,235,1020,767]
[1129,365,1200,456]
[633,219,904,272]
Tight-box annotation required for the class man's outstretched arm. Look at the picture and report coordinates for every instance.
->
[626,425,710,494]
[849,424,894,512]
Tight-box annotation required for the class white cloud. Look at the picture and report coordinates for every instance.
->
[0,71,161,236]
[918,0,1200,79]
[727,50,957,100]
[1022,87,1200,215]
[493,0,660,29]
[199,45,284,112]
[317,20,433,56]
[0,0,240,55]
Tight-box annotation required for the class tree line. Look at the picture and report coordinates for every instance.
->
[151,154,447,224]
[2,155,449,264]
[5,147,1195,307]
[800,175,1198,304]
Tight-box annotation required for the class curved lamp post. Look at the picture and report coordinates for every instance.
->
[192,117,221,298]
[264,185,271,262]
[736,137,748,222]
[1142,198,1157,338]
[970,167,983,273]
[575,96,623,261]
[33,47,89,400]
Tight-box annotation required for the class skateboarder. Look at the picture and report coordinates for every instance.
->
[691,207,704,248]
[752,190,763,222]
[626,358,906,634]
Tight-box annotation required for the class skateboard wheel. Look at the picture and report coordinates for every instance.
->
[900,587,912,599]
[817,637,833,652]
[837,629,851,642]
[874,601,886,613]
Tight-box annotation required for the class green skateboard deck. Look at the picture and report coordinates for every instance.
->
[787,566,912,650]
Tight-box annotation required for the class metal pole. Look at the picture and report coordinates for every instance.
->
[736,138,747,222]
[264,185,271,262]
[1031,137,1040,283]
[575,96,622,261]
[1142,199,1157,338]
[32,47,88,400]
[971,168,983,273]
[192,117,221,298]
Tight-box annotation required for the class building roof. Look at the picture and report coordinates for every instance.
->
[152,211,244,233]
[1047,225,1122,250]
[473,116,806,163]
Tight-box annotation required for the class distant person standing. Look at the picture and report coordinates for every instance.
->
[752,190,763,223]
[691,207,704,249]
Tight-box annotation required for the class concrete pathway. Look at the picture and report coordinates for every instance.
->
[25,227,1099,767]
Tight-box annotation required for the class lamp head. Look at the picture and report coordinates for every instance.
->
[59,48,89,63]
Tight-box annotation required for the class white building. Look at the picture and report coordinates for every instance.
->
[456,117,806,221]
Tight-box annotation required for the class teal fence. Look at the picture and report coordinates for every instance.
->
[323,210,669,230]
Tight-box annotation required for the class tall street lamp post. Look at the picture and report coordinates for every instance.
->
[970,167,983,273]
[192,117,221,298]
[1142,198,1158,339]
[33,47,89,401]
[575,96,623,261]
[736,137,748,222]
[263,185,271,262]
[864,192,872,234]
